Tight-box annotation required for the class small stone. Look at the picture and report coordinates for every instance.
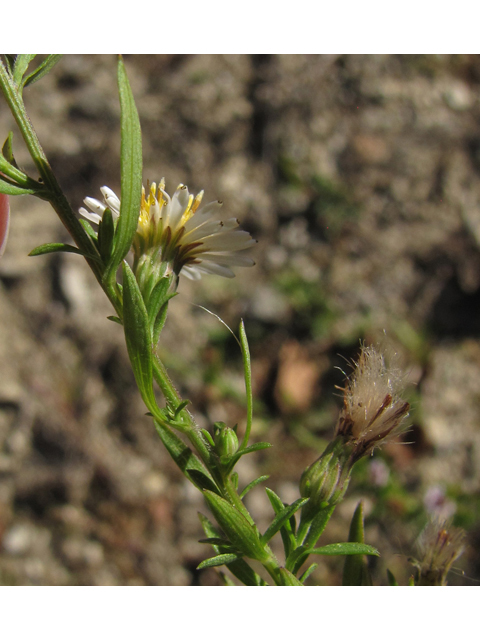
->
[3,524,33,555]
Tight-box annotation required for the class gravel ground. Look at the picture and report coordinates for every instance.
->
[1,54,480,585]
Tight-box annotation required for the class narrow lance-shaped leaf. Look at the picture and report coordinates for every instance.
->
[239,320,253,450]
[299,563,318,584]
[310,542,379,557]
[23,55,62,88]
[265,487,296,558]
[302,503,336,549]
[105,56,142,282]
[278,568,304,586]
[198,513,267,586]
[79,219,99,243]
[239,475,269,500]
[97,208,115,262]
[0,177,37,196]
[197,554,239,570]
[4,56,15,74]
[146,277,172,327]
[2,132,18,167]
[29,242,100,262]
[261,498,308,545]
[228,441,272,467]
[203,490,270,562]
[342,501,373,586]
[0,152,34,188]
[154,419,218,494]
[12,55,36,86]
[122,261,158,416]
[289,504,336,575]
[198,537,232,546]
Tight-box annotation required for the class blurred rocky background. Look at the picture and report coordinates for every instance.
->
[1,54,480,585]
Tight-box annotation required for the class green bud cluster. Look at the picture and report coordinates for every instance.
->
[300,436,353,520]
[213,422,239,459]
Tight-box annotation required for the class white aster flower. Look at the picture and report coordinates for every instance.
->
[79,180,255,280]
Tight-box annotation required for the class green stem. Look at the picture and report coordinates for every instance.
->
[152,353,186,410]
[223,476,256,526]
[263,556,283,585]
[0,59,121,316]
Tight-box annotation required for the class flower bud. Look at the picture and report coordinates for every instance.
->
[300,436,352,516]
[213,422,239,459]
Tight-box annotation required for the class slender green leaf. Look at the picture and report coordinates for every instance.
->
[187,470,220,494]
[203,490,269,562]
[261,498,308,545]
[230,472,239,491]
[197,554,238,570]
[200,429,215,448]
[79,218,98,241]
[154,419,218,494]
[122,262,158,415]
[2,132,18,167]
[198,537,231,546]
[239,475,269,500]
[342,502,373,586]
[105,56,142,281]
[198,513,267,586]
[153,302,171,345]
[97,208,115,261]
[299,563,318,583]
[265,487,284,513]
[265,487,296,558]
[13,55,36,85]
[311,542,379,557]
[229,441,271,466]
[289,505,336,575]
[23,55,62,88]
[278,568,304,586]
[239,320,253,449]
[302,504,336,549]
[4,56,15,74]
[0,154,35,189]
[0,177,36,196]
[147,277,171,326]
[107,316,123,325]
[29,242,100,262]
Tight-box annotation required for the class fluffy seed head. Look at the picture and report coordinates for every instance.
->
[335,344,410,461]
[413,518,466,586]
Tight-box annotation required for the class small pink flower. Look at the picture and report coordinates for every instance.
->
[0,193,10,258]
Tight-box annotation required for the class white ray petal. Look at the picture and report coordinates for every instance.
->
[195,262,236,278]
[182,265,203,280]
[83,197,106,216]
[197,200,223,217]
[200,252,255,267]
[79,207,102,225]
[183,219,224,242]
[169,185,189,229]
[202,231,256,251]
[100,186,121,213]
